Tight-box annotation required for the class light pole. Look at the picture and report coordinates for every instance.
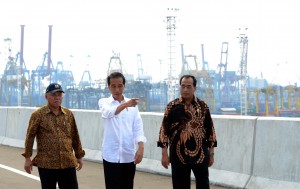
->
[238,28,249,115]
[165,8,179,103]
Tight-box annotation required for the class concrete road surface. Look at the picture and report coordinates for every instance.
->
[0,145,227,189]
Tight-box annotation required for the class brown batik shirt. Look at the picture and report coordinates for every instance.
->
[22,105,85,169]
[158,96,217,164]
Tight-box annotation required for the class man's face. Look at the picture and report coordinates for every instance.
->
[180,77,196,100]
[108,77,125,101]
[45,91,63,108]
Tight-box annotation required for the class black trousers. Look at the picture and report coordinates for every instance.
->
[171,157,210,189]
[103,159,136,189]
[38,167,78,189]
[171,162,210,189]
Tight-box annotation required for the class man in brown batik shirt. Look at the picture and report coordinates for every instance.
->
[22,83,85,189]
[157,75,217,189]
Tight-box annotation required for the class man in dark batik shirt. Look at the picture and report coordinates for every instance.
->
[157,74,217,189]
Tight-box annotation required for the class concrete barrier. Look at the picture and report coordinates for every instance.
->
[210,115,257,188]
[0,107,8,144]
[248,117,300,188]
[1,106,300,189]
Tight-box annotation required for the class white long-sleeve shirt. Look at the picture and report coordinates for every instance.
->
[98,95,147,163]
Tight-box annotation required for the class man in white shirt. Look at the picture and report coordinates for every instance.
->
[98,71,147,189]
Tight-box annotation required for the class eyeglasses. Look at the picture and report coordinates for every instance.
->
[180,84,193,89]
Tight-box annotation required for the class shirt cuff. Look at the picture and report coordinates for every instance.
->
[135,136,147,144]
[75,150,85,159]
[157,141,168,148]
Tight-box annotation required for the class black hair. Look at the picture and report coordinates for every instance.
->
[107,72,126,85]
[179,75,197,87]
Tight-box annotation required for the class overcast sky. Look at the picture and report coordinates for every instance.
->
[0,0,299,86]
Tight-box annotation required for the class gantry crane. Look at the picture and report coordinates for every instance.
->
[107,52,124,75]
[0,25,30,106]
[179,44,215,109]
[31,52,55,106]
[54,61,76,89]
[277,85,300,117]
[136,54,152,83]
[215,42,239,109]
[30,25,55,106]
[216,42,229,99]
[260,85,279,116]
[79,70,93,89]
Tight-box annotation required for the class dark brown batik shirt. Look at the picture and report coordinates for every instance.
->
[158,96,217,164]
[22,105,85,169]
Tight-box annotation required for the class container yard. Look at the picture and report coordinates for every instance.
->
[0,25,299,117]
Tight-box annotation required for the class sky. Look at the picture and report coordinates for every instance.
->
[0,0,300,86]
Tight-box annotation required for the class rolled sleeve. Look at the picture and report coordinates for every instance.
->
[133,109,146,144]
[135,136,147,144]
[99,98,119,118]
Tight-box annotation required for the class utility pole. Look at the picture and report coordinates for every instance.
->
[165,8,179,102]
[159,59,164,111]
[238,28,249,115]
[48,25,53,83]
[18,25,25,106]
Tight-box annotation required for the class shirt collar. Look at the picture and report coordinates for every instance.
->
[108,95,126,103]
[179,95,197,104]
[44,105,66,115]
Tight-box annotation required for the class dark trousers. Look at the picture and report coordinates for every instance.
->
[38,167,78,189]
[103,159,136,189]
[171,162,210,189]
